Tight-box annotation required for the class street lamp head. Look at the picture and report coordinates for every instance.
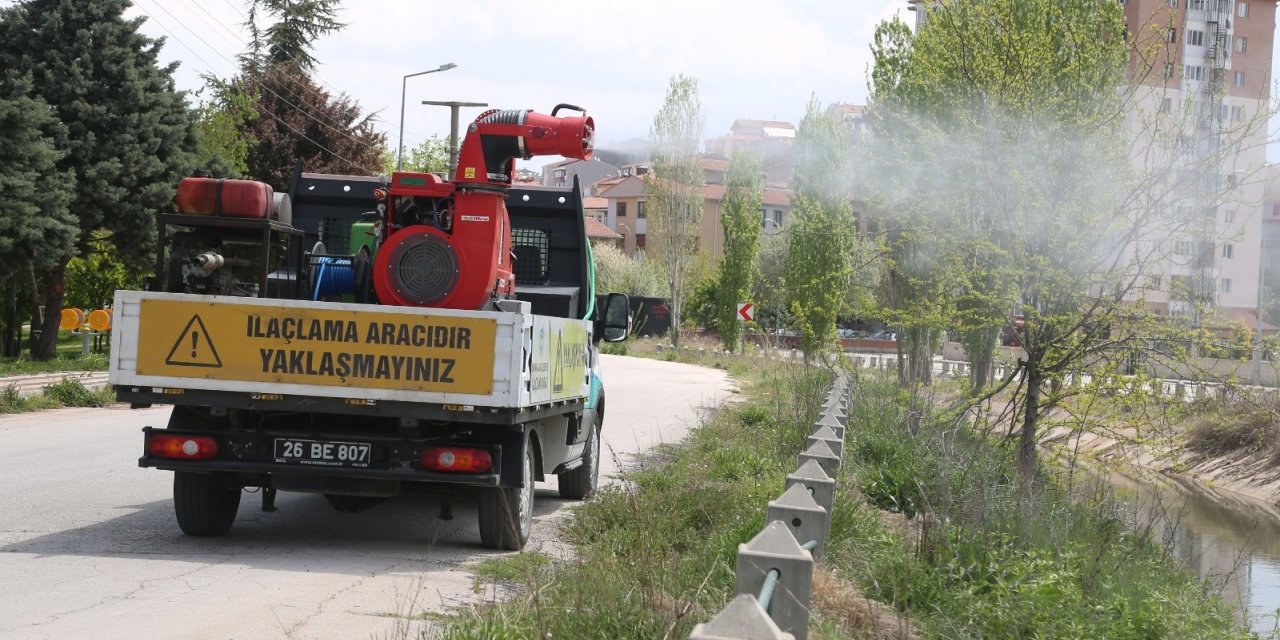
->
[398,63,459,170]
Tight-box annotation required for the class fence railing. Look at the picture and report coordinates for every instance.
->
[688,372,850,640]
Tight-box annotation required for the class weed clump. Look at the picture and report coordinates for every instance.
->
[1186,395,1278,458]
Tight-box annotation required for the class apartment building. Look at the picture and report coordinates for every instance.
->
[599,158,794,257]
[1125,0,1274,323]
[540,158,621,190]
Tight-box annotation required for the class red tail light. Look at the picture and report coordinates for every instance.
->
[421,446,493,474]
[148,434,218,460]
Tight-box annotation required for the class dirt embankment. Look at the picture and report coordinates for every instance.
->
[1039,400,1280,519]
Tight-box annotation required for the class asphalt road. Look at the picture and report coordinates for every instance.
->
[0,355,732,640]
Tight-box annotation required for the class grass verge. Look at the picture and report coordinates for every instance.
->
[0,330,109,377]
[434,354,834,639]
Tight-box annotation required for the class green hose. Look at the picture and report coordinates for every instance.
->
[583,239,597,320]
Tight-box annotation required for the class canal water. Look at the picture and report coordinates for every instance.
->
[1086,470,1280,637]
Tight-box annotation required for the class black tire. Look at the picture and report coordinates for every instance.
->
[324,494,385,514]
[173,471,241,537]
[477,442,535,550]
[558,413,601,500]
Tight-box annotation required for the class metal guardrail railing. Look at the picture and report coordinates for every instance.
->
[851,351,1266,401]
[689,373,851,640]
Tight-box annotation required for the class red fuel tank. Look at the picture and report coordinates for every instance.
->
[176,177,275,219]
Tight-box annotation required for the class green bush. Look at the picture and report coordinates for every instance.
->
[42,379,110,408]
[592,243,667,297]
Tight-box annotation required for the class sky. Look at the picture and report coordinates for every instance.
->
[2,1,1276,168]
[110,0,910,170]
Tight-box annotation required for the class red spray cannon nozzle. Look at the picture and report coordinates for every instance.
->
[455,104,594,186]
[523,111,594,161]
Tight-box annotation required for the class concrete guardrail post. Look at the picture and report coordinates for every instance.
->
[786,459,835,514]
[768,483,831,561]
[689,594,795,640]
[821,395,846,415]
[806,425,842,459]
[821,405,846,429]
[688,378,852,639]
[799,440,839,477]
[815,412,845,440]
[735,521,814,640]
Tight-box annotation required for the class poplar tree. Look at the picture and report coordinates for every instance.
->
[715,152,764,351]
[646,75,705,348]
[0,0,198,359]
[785,97,856,357]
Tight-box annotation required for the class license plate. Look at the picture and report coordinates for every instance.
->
[274,438,371,468]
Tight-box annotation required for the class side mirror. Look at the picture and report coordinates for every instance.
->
[602,293,631,343]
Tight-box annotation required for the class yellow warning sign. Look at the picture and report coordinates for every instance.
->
[135,299,497,395]
[551,322,588,401]
[164,315,222,367]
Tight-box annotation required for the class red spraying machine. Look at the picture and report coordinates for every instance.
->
[371,105,594,310]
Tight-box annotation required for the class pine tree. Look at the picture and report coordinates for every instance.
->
[0,73,78,356]
[227,1,383,188]
[0,0,199,359]
[248,0,344,72]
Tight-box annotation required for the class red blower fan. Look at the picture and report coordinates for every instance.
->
[373,105,594,310]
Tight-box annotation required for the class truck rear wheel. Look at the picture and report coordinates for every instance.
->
[477,443,534,550]
[558,414,600,500]
[173,471,241,536]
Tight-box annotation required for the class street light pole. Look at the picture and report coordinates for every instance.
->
[398,63,457,171]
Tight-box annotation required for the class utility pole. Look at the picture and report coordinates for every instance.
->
[422,100,490,178]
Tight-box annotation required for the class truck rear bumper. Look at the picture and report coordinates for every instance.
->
[139,426,518,488]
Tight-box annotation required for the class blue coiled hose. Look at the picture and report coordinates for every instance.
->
[312,257,355,300]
